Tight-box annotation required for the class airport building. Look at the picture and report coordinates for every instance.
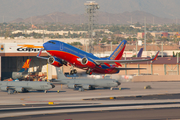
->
[0,38,89,81]
[0,43,56,80]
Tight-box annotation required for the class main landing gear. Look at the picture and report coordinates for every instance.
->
[70,65,77,75]
[86,69,92,75]
[70,69,77,75]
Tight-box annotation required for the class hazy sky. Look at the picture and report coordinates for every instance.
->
[0,0,180,22]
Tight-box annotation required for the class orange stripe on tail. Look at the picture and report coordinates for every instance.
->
[22,59,31,70]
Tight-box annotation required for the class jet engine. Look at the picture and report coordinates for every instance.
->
[67,84,76,89]
[77,57,88,65]
[77,57,96,69]
[82,84,90,89]
[14,87,25,92]
[0,86,8,91]
[48,56,63,67]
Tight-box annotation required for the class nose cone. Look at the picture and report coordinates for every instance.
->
[43,42,49,50]
[116,81,121,86]
[51,84,55,88]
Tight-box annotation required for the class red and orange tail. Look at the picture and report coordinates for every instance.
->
[19,59,31,72]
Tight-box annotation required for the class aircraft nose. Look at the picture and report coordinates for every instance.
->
[116,81,121,85]
[51,83,55,88]
[43,42,48,50]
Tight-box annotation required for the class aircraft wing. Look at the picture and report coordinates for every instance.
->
[95,51,159,65]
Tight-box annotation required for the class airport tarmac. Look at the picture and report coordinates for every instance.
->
[1,82,180,104]
[0,81,180,119]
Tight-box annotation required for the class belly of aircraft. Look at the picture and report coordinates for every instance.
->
[47,50,119,74]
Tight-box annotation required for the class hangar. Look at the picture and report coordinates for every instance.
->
[0,43,56,80]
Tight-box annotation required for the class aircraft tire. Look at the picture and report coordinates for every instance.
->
[74,69,77,74]
[89,71,92,75]
[8,89,14,94]
[86,69,91,74]
[90,86,95,90]
[23,89,29,93]
[79,88,84,91]
[70,70,74,75]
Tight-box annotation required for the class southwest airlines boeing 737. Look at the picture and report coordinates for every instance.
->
[37,40,159,75]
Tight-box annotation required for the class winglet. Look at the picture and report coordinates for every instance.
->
[151,51,159,61]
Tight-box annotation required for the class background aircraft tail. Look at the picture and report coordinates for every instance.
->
[108,40,127,60]
[56,67,68,80]
[19,59,31,72]
[137,48,143,57]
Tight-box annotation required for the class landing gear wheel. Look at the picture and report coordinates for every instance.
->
[89,71,92,75]
[73,69,77,74]
[79,88,84,91]
[70,70,74,75]
[8,89,14,94]
[86,69,92,75]
[70,69,77,75]
[23,89,29,93]
[90,86,95,90]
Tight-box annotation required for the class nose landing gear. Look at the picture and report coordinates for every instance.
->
[86,69,92,75]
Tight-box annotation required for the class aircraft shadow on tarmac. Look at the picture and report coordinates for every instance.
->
[72,87,130,90]
[28,90,66,93]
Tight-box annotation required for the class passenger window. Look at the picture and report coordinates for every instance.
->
[48,41,56,44]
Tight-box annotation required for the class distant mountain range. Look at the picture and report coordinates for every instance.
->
[1,0,180,23]
[10,11,177,24]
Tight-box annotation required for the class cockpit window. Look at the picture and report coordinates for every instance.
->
[48,41,56,44]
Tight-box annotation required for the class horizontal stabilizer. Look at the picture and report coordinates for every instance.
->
[94,51,159,64]
[115,68,146,70]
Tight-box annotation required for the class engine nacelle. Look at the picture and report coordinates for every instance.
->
[48,56,63,67]
[0,86,8,91]
[82,57,88,65]
[67,84,76,89]
[82,84,90,90]
[14,87,24,92]
[77,57,88,65]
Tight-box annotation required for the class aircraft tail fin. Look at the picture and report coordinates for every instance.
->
[137,48,143,57]
[56,67,68,80]
[108,40,127,60]
[19,59,31,72]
